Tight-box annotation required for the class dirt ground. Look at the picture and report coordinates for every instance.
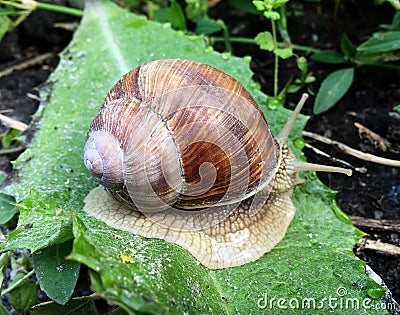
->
[0,0,399,309]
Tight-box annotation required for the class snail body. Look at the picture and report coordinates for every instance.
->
[83,59,351,269]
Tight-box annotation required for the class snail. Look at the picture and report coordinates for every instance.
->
[83,59,351,269]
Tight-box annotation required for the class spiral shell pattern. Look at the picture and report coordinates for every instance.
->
[84,59,278,215]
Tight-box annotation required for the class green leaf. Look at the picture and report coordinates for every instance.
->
[153,1,186,31]
[304,75,316,84]
[331,199,352,225]
[389,11,400,31]
[70,181,381,314]
[170,0,186,31]
[0,16,10,42]
[153,7,170,24]
[311,50,346,64]
[263,10,280,20]
[357,31,400,53]
[1,128,21,147]
[0,173,6,187]
[273,0,290,7]
[185,0,208,22]
[0,252,10,287]
[354,227,367,239]
[274,47,292,58]
[112,307,129,315]
[229,0,261,14]
[11,251,30,271]
[0,7,26,16]
[31,297,99,315]
[0,193,19,224]
[255,31,274,51]
[32,240,80,305]
[195,18,221,35]
[314,68,354,114]
[8,273,38,312]
[0,303,11,315]
[252,0,267,11]
[355,50,400,64]
[394,104,400,112]
[340,33,356,58]
[355,259,366,273]
[287,84,301,93]
[297,56,308,77]
[1,1,385,314]
[366,279,387,300]
[1,190,73,253]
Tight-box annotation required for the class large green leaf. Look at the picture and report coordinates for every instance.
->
[0,1,385,314]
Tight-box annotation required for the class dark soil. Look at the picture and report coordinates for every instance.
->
[0,0,399,312]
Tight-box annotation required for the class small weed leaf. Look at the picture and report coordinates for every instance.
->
[340,34,356,58]
[314,68,354,114]
[32,240,80,305]
[30,297,99,315]
[195,19,221,35]
[0,193,18,224]
[311,50,346,64]
[357,31,400,54]
[255,31,274,51]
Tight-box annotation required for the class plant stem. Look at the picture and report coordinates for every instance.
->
[36,1,83,17]
[278,5,291,46]
[0,145,24,155]
[0,0,27,10]
[216,19,232,52]
[210,37,321,53]
[1,269,35,297]
[271,19,278,97]
[0,0,83,17]
[211,37,256,45]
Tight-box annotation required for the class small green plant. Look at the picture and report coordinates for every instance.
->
[253,0,293,101]
[153,0,186,30]
[203,2,400,115]
[0,128,24,155]
[152,0,209,31]
[288,56,316,94]
[311,12,400,114]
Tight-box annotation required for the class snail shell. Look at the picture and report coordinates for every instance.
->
[83,59,351,269]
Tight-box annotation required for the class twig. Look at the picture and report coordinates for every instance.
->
[350,216,400,233]
[0,114,28,131]
[0,52,53,79]
[354,122,390,152]
[27,93,41,102]
[0,109,13,114]
[358,239,400,256]
[302,131,400,168]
